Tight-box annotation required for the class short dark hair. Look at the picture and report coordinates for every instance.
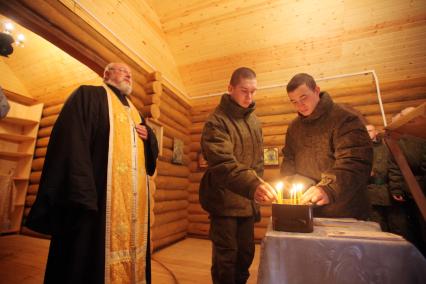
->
[229,67,256,86]
[286,73,317,93]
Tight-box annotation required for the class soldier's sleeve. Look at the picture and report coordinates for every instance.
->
[319,115,373,203]
[387,153,406,197]
[201,120,262,199]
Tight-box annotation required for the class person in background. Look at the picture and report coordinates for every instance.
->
[26,62,158,284]
[388,107,426,255]
[365,124,394,230]
[200,67,276,284]
[0,86,10,119]
[281,73,373,219]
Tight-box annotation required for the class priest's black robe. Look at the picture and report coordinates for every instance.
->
[26,84,158,284]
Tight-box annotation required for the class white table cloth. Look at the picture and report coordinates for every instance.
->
[258,218,426,284]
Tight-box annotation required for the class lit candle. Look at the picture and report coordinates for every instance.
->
[296,183,303,204]
[275,182,284,204]
[290,183,304,205]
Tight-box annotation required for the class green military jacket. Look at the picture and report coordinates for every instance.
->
[199,94,263,219]
[388,135,426,197]
[368,138,392,206]
[281,92,373,219]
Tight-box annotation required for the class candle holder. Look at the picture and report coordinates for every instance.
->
[271,202,313,233]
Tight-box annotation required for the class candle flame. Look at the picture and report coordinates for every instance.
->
[275,182,284,191]
[290,183,304,205]
[275,181,284,204]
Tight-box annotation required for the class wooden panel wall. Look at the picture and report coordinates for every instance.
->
[0,60,31,98]
[188,76,426,240]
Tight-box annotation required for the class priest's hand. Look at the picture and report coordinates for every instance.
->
[254,182,277,204]
[135,124,148,140]
[300,186,330,206]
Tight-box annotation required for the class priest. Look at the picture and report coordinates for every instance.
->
[26,62,158,284]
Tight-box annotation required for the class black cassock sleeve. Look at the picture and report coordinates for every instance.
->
[140,116,158,176]
[26,86,104,235]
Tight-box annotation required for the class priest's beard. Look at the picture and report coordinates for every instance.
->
[105,80,132,95]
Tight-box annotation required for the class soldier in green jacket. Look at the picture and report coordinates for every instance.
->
[200,67,276,284]
[365,124,392,230]
[388,108,426,255]
[281,73,372,219]
[388,136,426,199]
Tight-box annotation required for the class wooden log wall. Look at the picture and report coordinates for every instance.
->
[152,84,192,250]
[188,76,426,240]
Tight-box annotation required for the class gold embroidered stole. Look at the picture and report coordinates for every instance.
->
[104,85,148,284]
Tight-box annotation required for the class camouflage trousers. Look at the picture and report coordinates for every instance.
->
[209,216,255,284]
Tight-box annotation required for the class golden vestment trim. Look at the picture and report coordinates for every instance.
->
[104,85,148,284]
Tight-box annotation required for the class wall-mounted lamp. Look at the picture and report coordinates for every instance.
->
[15,33,25,47]
[3,22,14,34]
[2,21,26,49]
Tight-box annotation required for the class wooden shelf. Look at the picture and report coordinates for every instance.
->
[13,176,30,182]
[2,101,43,127]
[0,228,18,234]
[0,93,43,234]
[0,132,35,142]
[3,89,38,106]
[0,151,33,159]
[2,116,39,126]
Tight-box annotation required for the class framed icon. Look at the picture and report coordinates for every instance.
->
[264,147,279,166]
[172,138,184,165]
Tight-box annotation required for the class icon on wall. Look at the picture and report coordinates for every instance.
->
[264,147,279,166]
[172,138,184,165]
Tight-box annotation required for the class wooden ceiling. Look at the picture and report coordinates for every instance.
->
[0,15,102,102]
[1,0,426,102]
[147,0,426,98]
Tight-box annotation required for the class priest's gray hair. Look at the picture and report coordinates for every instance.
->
[103,63,116,78]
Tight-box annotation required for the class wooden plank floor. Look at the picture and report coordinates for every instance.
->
[0,235,260,284]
